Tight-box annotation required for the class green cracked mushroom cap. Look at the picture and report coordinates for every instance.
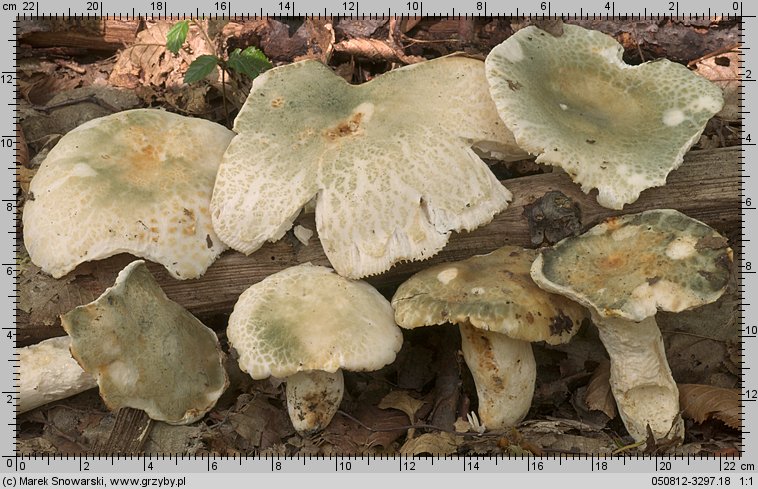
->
[227,264,403,379]
[61,260,229,425]
[485,24,724,210]
[391,246,588,345]
[211,55,527,279]
[530,209,733,322]
[23,109,234,280]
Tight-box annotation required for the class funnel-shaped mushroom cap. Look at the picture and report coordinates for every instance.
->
[227,264,403,379]
[486,25,724,209]
[23,109,234,279]
[61,260,229,425]
[531,209,733,322]
[392,246,587,345]
[211,56,527,279]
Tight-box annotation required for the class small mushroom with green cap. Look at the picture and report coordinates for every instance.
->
[227,263,403,434]
[211,55,528,279]
[485,24,724,210]
[23,109,234,280]
[530,209,732,442]
[61,260,229,425]
[391,246,588,430]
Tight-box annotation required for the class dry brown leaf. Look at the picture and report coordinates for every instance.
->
[332,38,423,64]
[497,428,543,456]
[378,390,425,423]
[18,247,130,330]
[397,17,422,34]
[643,424,679,454]
[17,124,28,168]
[163,85,212,114]
[18,68,81,105]
[334,19,387,39]
[110,21,216,90]
[584,359,617,419]
[294,18,335,63]
[453,417,471,433]
[679,383,741,429]
[235,397,294,449]
[672,440,742,456]
[18,165,36,196]
[518,419,616,454]
[399,432,460,455]
[317,405,407,453]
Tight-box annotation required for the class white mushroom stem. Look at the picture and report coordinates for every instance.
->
[285,370,345,435]
[459,322,536,430]
[19,336,97,413]
[593,311,684,442]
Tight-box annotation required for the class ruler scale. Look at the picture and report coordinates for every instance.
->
[3,0,756,485]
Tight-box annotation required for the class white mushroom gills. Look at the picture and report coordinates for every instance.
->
[459,322,536,429]
[286,370,344,435]
[593,312,683,442]
[19,336,97,413]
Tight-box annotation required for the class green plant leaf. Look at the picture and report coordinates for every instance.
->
[166,21,189,54]
[227,47,273,80]
[184,55,219,83]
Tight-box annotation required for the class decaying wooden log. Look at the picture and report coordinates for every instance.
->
[568,18,740,64]
[18,17,738,65]
[18,147,740,346]
[96,408,153,455]
[19,18,140,51]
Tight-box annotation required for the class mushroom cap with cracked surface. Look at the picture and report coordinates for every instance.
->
[23,109,234,280]
[485,24,724,210]
[391,246,588,345]
[61,260,229,425]
[227,264,403,380]
[530,209,733,322]
[211,55,527,279]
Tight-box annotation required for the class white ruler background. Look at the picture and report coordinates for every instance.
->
[1,0,755,485]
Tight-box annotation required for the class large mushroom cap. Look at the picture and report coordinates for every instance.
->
[227,264,403,379]
[486,25,724,209]
[211,55,527,279]
[61,260,229,425]
[23,109,234,280]
[392,246,587,345]
[531,209,733,322]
